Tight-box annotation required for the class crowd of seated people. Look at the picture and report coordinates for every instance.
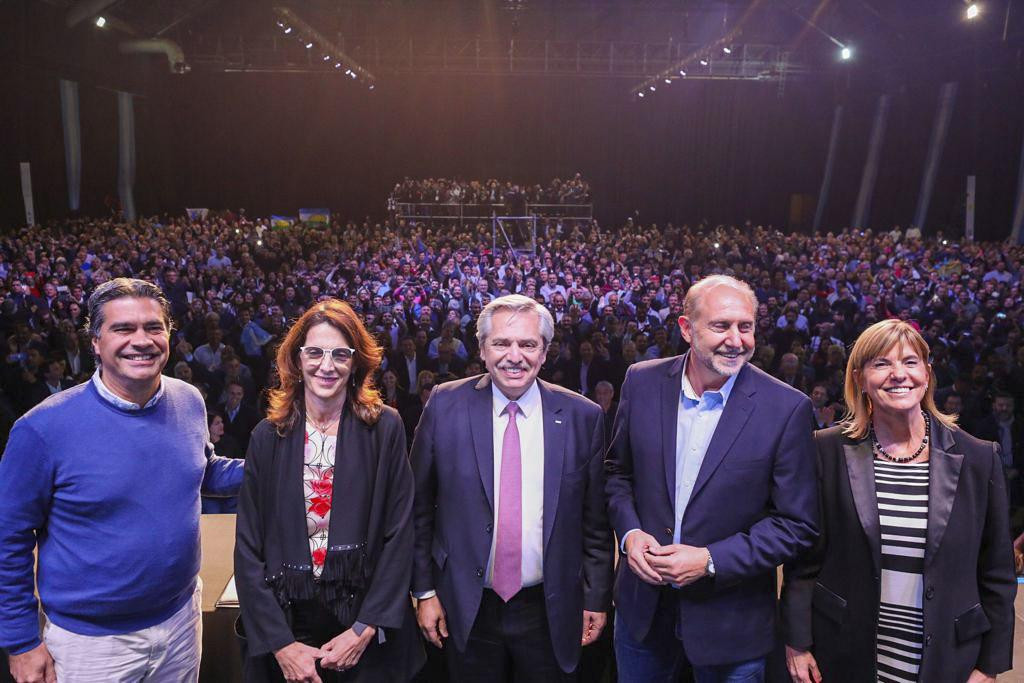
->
[390,174,591,206]
[0,213,1021,521]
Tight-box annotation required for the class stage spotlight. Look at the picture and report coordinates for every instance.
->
[840,46,852,60]
[638,91,645,98]
[257,240,263,246]
[334,62,342,68]
[305,42,313,49]
[966,3,980,19]
[284,27,292,33]
[350,71,357,79]
[95,16,106,27]
[664,78,672,84]
[369,84,375,90]
[723,46,732,54]
[322,55,330,61]
[276,21,285,28]
[679,69,687,77]
[942,239,949,245]
[713,242,720,249]
[699,58,709,66]
[649,85,656,91]
[235,229,240,234]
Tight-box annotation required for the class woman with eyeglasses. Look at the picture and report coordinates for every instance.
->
[235,300,424,682]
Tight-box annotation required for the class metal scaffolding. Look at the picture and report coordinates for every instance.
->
[190,35,808,81]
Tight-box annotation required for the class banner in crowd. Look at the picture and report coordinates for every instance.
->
[271,215,295,229]
[186,208,209,222]
[299,208,330,227]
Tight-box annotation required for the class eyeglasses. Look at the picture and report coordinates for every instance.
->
[299,346,356,364]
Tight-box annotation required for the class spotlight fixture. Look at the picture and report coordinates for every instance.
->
[349,71,357,79]
[276,20,285,28]
[840,46,852,60]
[322,55,330,61]
[334,62,342,68]
[649,85,656,91]
[699,58,709,66]
[664,78,672,84]
[713,242,720,249]
[966,3,980,19]
[679,69,687,76]
[722,46,732,54]
[284,26,292,33]
[638,91,645,98]
[369,84,375,90]
[305,42,313,49]
[95,15,106,27]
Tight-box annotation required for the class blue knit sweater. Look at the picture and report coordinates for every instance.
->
[0,377,244,655]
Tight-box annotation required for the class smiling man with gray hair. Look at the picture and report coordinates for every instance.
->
[0,277,243,683]
[411,294,613,680]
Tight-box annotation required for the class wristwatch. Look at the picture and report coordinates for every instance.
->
[705,548,716,577]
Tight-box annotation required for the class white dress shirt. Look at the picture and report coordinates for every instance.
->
[486,380,546,590]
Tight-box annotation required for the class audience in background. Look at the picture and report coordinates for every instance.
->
[1,212,1022,531]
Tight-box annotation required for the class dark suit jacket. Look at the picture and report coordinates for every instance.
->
[605,355,818,666]
[780,422,1015,680]
[220,402,261,452]
[567,357,612,398]
[391,351,430,394]
[410,375,614,673]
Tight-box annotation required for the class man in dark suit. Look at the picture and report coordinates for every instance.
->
[411,294,614,681]
[392,336,429,396]
[568,339,611,399]
[606,275,818,682]
[219,381,260,453]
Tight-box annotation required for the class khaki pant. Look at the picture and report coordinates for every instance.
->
[43,581,202,683]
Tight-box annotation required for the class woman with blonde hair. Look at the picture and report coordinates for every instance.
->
[782,318,1014,683]
[234,299,423,682]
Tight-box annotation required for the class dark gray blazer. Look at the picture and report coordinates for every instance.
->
[781,420,1016,681]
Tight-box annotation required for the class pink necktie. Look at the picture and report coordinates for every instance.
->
[493,401,522,602]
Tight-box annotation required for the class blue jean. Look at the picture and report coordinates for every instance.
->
[614,611,766,683]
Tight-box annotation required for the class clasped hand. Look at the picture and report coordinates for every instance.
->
[624,531,709,586]
[273,626,375,683]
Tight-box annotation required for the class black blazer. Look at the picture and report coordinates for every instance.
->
[410,375,614,674]
[780,421,1016,681]
[234,406,424,682]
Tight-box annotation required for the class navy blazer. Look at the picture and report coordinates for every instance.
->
[410,375,614,673]
[605,355,819,666]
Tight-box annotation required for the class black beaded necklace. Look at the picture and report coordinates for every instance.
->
[871,411,931,464]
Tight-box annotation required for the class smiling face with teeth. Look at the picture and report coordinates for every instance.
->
[92,297,171,403]
[679,284,756,394]
[858,343,930,417]
[481,308,546,400]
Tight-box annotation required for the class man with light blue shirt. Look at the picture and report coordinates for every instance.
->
[606,274,818,683]
[0,278,243,683]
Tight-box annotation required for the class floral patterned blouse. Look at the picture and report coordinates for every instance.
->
[303,423,335,578]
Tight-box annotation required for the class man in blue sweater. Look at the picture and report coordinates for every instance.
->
[0,278,244,683]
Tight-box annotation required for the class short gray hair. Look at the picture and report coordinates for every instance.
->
[86,278,173,339]
[682,275,757,321]
[476,294,554,349]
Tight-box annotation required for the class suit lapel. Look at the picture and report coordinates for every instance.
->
[925,422,963,569]
[470,375,496,514]
[689,367,754,502]
[538,382,566,553]
[661,356,684,507]
[844,439,881,574]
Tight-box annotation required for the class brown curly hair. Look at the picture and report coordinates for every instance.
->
[267,299,383,434]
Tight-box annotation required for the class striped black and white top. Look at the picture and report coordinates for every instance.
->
[873,459,929,683]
